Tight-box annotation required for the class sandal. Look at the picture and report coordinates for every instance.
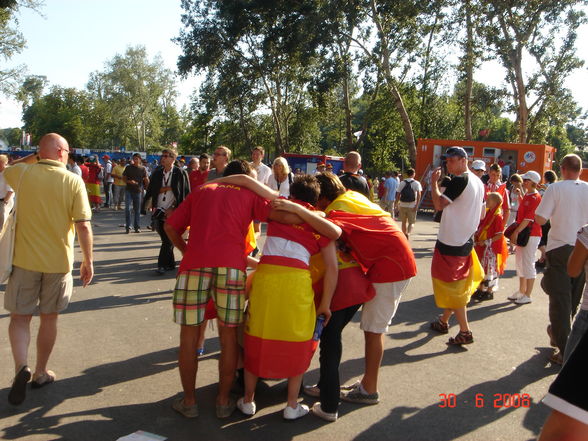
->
[430,317,449,334]
[448,330,474,346]
[31,370,56,389]
[549,350,563,365]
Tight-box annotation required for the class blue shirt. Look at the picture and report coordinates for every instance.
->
[384,177,399,201]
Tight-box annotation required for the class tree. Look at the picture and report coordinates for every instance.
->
[15,74,46,110]
[22,86,93,147]
[89,46,178,151]
[481,0,586,143]
[0,0,42,99]
[177,0,325,156]
[337,0,448,166]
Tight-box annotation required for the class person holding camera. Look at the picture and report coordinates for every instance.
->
[143,148,190,274]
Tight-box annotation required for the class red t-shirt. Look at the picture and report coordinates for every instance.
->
[80,164,89,183]
[189,169,209,189]
[517,192,542,237]
[166,183,271,272]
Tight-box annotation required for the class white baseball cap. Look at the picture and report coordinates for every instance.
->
[521,170,541,184]
[471,160,486,171]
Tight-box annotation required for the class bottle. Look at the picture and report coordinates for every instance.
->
[313,314,326,341]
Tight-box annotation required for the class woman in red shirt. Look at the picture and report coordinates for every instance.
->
[508,171,542,305]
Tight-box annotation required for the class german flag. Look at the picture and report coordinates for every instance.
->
[432,240,484,309]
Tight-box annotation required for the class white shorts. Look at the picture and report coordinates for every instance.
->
[515,236,541,279]
[360,278,411,333]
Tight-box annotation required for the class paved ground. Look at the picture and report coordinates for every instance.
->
[0,210,560,441]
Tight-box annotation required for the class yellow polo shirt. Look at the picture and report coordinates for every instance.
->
[5,160,92,274]
[112,164,126,186]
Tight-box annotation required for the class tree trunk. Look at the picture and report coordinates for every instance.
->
[464,0,474,141]
[387,83,417,166]
[511,48,528,143]
[342,69,353,151]
[371,0,417,166]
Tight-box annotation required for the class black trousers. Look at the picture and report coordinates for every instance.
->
[154,217,175,269]
[103,182,113,206]
[317,303,362,413]
[542,245,586,355]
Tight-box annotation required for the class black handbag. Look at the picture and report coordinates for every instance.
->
[504,222,532,247]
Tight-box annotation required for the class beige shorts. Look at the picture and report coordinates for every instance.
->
[4,266,73,315]
[360,278,411,333]
[399,206,417,224]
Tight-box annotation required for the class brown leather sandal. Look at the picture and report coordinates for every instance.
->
[430,317,449,334]
[447,330,474,345]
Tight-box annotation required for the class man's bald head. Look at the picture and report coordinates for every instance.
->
[344,151,362,173]
[39,133,70,164]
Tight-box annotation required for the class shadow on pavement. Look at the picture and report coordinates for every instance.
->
[352,349,557,441]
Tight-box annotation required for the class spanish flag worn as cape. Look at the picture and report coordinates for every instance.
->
[325,191,417,284]
[474,204,509,275]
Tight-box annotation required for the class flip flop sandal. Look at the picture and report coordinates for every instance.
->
[31,371,56,389]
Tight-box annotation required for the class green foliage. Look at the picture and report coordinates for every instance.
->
[0,127,20,146]
[22,86,92,147]
[88,46,178,151]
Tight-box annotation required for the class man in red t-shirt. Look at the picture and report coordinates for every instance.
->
[188,153,210,190]
[164,160,341,419]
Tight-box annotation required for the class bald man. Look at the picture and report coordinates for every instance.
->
[4,133,94,406]
[339,151,369,197]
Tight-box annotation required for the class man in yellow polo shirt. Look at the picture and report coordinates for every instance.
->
[4,133,94,406]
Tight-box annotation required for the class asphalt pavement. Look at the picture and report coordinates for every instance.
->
[0,209,561,441]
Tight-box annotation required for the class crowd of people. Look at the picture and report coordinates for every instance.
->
[2,134,588,435]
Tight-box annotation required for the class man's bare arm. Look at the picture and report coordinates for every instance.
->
[211,174,279,201]
[10,153,38,165]
[431,168,450,211]
[164,222,187,255]
[315,241,338,325]
[270,199,342,240]
[535,214,548,226]
[74,221,94,287]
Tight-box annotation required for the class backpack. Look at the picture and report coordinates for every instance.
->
[399,180,416,202]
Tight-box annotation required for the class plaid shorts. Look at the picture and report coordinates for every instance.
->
[172,267,246,327]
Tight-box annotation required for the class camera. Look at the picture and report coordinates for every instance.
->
[152,207,166,220]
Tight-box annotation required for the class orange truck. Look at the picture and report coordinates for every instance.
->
[415,138,556,183]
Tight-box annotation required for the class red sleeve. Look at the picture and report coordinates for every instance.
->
[251,194,271,222]
[166,191,194,234]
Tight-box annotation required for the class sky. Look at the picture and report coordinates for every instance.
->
[1,1,587,130]
[0,0,200,128]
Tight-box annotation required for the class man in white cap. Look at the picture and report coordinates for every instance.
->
[470,160,486,180]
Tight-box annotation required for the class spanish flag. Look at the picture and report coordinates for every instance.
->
[325,191,417,284]
[244,264,317,379]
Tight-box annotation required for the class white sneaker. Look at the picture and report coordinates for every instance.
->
[237,397,256,416]
[508,291,523,301]
[283,403,309,420]
[311,402,338,422]
[515,295,532,305]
